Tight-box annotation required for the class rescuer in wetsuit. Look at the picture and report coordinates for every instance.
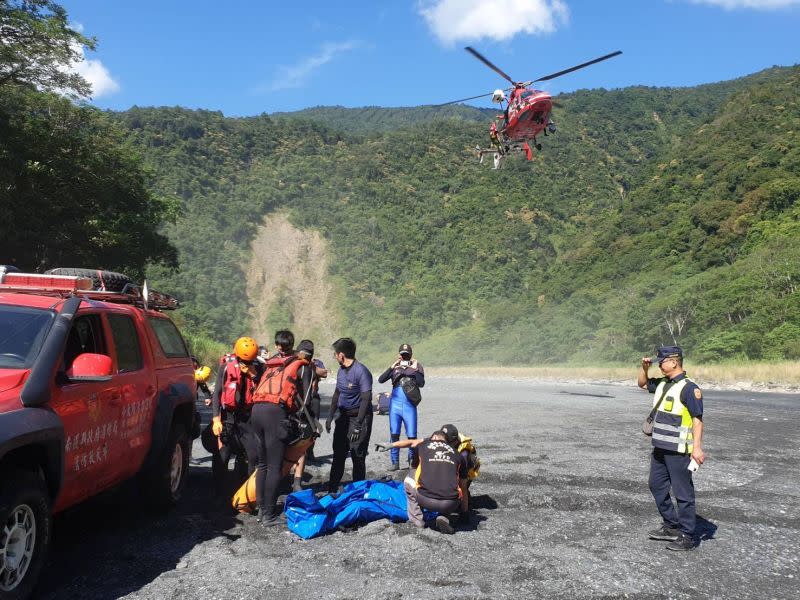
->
[250,330,313,526]
[325,337,373,494]
[210,337,262,487]
[378,343,425,471]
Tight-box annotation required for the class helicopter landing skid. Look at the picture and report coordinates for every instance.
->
[475,142,534,169]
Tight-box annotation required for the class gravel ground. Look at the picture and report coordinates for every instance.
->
[37,378,799,600]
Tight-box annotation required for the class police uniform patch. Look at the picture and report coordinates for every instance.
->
[694,388,702,400]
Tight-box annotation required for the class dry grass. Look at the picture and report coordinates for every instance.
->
[427,361,800,391]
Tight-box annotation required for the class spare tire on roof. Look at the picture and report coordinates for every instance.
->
[44,268,134,292]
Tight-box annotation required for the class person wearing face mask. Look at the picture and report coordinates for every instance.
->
[377,343,425,471]
[638,346,706,552]
[325,337,373,495]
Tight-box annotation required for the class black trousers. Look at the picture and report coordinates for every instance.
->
[250,403,289,516]
[328,409,373,492]
[649,448,696,535]
[219,411,259,474]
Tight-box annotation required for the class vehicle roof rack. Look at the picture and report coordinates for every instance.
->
[0,272,179,311]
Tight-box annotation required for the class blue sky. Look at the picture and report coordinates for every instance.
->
[62,0,800,116]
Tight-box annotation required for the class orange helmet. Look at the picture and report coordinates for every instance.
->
[233,336,258,362]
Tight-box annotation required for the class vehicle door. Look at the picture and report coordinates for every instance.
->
[51,311,121,511]
[106,310,156,480]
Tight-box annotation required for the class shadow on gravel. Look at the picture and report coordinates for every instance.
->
[37,465,239,600]
[695,514,718,544]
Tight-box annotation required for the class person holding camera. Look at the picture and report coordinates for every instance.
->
[378,343,425,471]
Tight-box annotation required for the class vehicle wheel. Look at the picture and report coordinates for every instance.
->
[43,268,133,292]
[145,424,190,510]
[0,470,51,600]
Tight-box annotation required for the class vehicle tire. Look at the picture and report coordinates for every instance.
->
[43,268,133,292]
[0,469,51,600]
[145,424,190,510]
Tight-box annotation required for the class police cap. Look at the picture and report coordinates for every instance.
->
[655,346,683,363]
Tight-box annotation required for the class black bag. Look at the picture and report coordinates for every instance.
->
[399,376,422,407]
[642,381,675,436]
[286,364,320,445]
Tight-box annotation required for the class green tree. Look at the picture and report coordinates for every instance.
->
[0,0,94,98]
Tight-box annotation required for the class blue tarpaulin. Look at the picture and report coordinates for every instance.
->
[285,479,410,539]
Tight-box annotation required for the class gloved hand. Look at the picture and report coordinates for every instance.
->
[349,424,362,442]
[212,416,223,436]
[325,419,332,434]
[374,442,392,452]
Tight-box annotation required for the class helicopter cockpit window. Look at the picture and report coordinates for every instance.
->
[521,91,534,99]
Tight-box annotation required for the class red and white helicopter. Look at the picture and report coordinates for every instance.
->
[440,47,622,169]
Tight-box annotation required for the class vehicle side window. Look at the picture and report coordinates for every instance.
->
[147,317,188,358]
[63,314,107,370]
[107,314,143,372]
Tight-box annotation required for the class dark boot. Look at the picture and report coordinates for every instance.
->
[434,515,455,535]
[666,533,694,551]
[648,524,680,541]
[388,462,400,472]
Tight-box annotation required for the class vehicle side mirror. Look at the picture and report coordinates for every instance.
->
[67,353,113,382]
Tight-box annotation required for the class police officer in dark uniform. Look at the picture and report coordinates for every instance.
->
[325,337,373,494]
[638,346,706,551]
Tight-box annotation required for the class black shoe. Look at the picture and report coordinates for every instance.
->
[388,462,400,472]
[434,515,455,535]
[260,514,283,528]
[666,533,694,551]
[648,525,680,541]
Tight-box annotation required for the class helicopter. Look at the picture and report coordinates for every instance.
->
[440,47,622,169]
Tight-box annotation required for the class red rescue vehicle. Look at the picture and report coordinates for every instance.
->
[0,268,198,599]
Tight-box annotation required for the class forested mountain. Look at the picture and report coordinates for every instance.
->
[114,65,799,364]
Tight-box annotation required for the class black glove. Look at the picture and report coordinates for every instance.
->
[325,420,332,434]
[348,424,362,442]
[374,442,392,452]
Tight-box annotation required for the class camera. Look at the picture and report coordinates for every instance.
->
[400,360,411,367]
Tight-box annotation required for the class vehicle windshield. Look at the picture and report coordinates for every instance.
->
[0,304,56,369]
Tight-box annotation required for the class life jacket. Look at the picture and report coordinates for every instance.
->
[219,354,256,410]
[652,377,695,455]
[252,354,309,412]
[457,434,481,481]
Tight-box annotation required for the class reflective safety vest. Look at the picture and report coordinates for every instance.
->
[652,378,694,454]
[219,354,256,410]
[458,434,481,481]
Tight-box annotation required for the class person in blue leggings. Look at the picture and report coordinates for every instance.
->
[378,343,425,470]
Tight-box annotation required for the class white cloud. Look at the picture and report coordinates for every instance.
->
[71,46,120,98]
[259,41,361,93]
[688,0,800,8]
[419,0,569,45]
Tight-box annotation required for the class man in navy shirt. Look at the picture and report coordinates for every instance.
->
[638,345,706,551]
[325,337,373,494]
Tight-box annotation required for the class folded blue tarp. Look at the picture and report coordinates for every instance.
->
[285,479,410,539]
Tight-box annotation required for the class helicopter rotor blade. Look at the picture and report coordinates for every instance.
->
[532,50,622,83]
[434,91,496,107]
[465,46,516,86]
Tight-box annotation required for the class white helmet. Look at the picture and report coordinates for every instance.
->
[491,89,506,104]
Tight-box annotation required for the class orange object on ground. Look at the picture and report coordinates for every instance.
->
[231,438,314,513]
